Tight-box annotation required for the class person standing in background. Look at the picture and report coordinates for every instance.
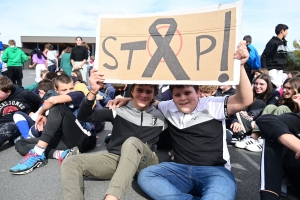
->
[44,44,57,73]
[70,37,88,82]
[243,35,261,82]
[1,39,28,86]
[261,24,289,90]
[60,47,73,76]
[29,48,47,83]
[82,42,90,82]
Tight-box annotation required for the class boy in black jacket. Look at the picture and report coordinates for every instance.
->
[10,74,96,175]
[0,76,41,146]
[61,69,166,200]
[261,24,288,90]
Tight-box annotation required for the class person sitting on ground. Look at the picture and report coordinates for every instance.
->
[287,71,300,79]
[24,70,49,91]
[98,82,116,107]
[112,83,131,98]
[10,74,97,175]
[155,85,172,101]
[109,40,252,199]
[71,69,87,85]
[256,97,300,199]
[31,71,58,95]
[235,77,300,152]
[61,68,166,200]
[71,75,105,132]
[0,76,41,146]
[13,79,58,140]
[214,85,236,97]
[234,73,280,150]
[198,85,218,97]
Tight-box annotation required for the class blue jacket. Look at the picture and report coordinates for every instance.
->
[247,44,261,70]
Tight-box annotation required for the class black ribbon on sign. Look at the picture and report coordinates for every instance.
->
[142,18,190,80]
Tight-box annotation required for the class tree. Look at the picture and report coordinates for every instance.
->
[285,40,300,71]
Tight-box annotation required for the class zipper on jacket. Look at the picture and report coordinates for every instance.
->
[137,111,143,136]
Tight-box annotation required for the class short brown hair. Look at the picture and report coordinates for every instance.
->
[130,84,159,97]
[54,74,73,89]
[8,39,16,46]
[37,79,54,92]
[0,76,13,92]
[44,44,53,50]
[44,72,58,81]
[64,47,72,53]
[112,83,127,90]
[199,85,218,94]
[169,85,199,94]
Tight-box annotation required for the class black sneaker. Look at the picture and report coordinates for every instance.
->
[236,112,253,133]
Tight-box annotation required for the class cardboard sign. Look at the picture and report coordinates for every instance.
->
[95,1,242,85]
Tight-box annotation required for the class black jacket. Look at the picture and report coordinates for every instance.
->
[0,85,41,124]
[214,87,236,97]
[261,36,288,70]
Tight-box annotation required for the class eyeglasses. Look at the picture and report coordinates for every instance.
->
[282,86,299,94]
[282,86,292,90]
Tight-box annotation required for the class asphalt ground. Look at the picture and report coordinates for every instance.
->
[0,69,297,200]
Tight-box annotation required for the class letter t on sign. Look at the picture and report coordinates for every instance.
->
[121,41,146,70]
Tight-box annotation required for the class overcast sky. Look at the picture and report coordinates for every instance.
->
[0,0,299,54]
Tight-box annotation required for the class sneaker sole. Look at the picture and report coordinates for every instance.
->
[64,146,80,160]
[245,146,263,152]
[10,159,48,175]
[236,113,247,133]
[235,143,246,149]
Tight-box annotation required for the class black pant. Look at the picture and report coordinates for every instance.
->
[0,122,20,146]
[258,113,300,199]
[7,66,23,86]
[15,104,96,158]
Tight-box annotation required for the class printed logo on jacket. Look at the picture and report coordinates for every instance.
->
[0,100,25,116]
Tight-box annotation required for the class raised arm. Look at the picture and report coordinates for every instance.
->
[227,41,253,115]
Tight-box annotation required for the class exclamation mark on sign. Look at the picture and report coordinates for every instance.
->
[218,11,231,82]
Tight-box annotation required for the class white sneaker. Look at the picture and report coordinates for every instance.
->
[245,139,263,152]
[235,136,255,149]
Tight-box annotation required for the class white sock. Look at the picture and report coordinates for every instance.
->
[33,145,46,156]
[53,150,64,160]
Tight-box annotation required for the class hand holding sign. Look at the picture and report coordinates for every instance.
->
[89,68,105,94]
[234,41,249,65]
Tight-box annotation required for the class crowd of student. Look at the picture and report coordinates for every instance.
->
[0,23,299,200]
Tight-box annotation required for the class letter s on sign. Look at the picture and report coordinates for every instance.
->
[102,36,118,70]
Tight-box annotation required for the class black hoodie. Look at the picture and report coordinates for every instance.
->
[261,36,288,70]
[0,85,41,124]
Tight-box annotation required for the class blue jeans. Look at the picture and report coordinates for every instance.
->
[48,65,56,72]
[138,162,236,200]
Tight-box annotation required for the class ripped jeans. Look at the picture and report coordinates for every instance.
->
[0,122,20,146]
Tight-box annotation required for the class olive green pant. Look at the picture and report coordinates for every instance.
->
[262,104,291,115]
[61,137,158,200]
[253,105,291,132]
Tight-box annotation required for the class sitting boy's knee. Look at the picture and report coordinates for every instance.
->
[62,155,77,168]
[122,136,140,148]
